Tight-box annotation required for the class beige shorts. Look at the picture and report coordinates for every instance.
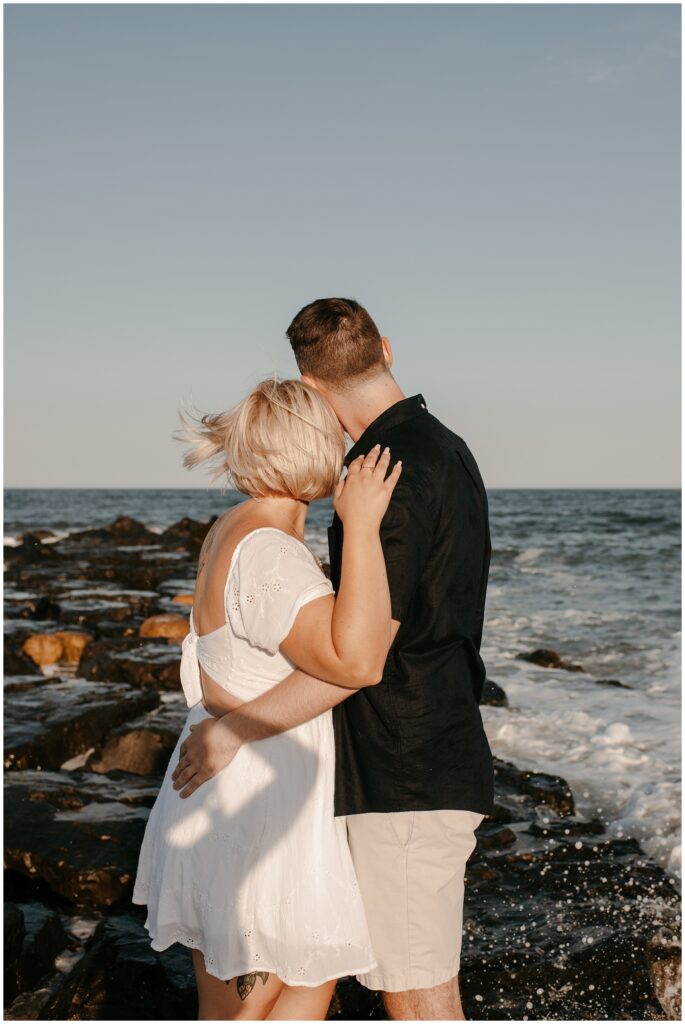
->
[343,809,484,993]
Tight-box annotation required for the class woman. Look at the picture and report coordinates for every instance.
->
[132,377,402,1020]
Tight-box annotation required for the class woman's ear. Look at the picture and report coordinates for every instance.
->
[381,336,393,369]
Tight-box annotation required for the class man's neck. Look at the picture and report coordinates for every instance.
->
[330,376,407,443]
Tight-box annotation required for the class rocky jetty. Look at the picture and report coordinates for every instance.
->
[4,517,681,1020]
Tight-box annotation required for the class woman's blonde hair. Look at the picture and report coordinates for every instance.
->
[174,376,345,501]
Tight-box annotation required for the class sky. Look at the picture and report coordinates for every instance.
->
[4,2,681,489]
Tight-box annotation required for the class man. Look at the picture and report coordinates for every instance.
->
[173,298,495,1020]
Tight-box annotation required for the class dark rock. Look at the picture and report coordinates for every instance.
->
[3,901,69,1006]
[4,680,159,770]
[94,621,142,640]
[493,757,575,816]
[517,647,585,673]
[79,638,181,690]
[527,817,605,838]
[481,678,508,706]
[475,822,517,850]
[57,599,133,627]
[67,516,160,547]
[4,645,44,675]
[45,913,197,1020]
[159,516,214,554]
[4,774,157,908]
[327,977,384,1019]
[4,592,62,621]
[459,811,680,1022]
[4,903,25,965]
[17,529,58,543]
[594,677,633,689]
[6,767,163,811]
[4,912,105,1020]
[4,533,64,565]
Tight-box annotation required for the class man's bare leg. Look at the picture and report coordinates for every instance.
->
[382,974,465,1021]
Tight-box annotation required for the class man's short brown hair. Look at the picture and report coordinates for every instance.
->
[286,298,386,388]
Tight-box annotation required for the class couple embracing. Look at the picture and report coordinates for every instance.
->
[132,298,495,1021]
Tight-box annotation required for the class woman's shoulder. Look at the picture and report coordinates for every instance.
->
[230,527,327,589]
[226,527,332,654]
[234,526,316,563]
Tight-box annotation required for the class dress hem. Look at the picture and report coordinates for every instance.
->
[132,899,377,989]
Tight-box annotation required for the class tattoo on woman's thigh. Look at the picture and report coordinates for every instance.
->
[229,972,270,1000]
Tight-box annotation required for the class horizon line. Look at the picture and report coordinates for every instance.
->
[4,485,682,493]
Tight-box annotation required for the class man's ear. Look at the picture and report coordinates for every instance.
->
[300,373,321,393]
[381,336,393,369]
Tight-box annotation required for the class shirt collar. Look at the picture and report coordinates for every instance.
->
[344,394,428,466]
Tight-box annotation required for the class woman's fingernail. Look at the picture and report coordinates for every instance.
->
[384,446,390,454]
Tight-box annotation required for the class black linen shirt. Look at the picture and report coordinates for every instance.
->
[328,394,495,817]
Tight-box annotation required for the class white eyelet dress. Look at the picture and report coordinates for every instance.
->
[132,527,376,986]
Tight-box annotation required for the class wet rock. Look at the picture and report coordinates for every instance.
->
[57,598,134,627]
[646,926,682,1020]
[55,584,160,615]
[139,613,189,643]
[4,643,42,675]
[4,674,57,694]
[79,638,181,690]
[4,903,25,964]
[475,821,517,850]
[78,555,187,593]
[6,767,163,811]
[45,913,197,1020]
[4,680,159,770]
[528,817,605,839]
[4,775,155,908]
[459,807,680,1021]
[493,756,575,817]
[84,621,140,641]
[16,529,58,543]
[4,592,62,621]
[4,533,64,565]
[594,677,633,689]
[481,678,508,706]
[4,912,105,1019]
[517,647,585,673]
[3,901,69,1006]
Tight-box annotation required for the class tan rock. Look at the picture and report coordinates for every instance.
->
[171,594,194,606]
[646,928,682,1021]
[139,614,189,643]
[54,631,93,664]
[22,634,64,667]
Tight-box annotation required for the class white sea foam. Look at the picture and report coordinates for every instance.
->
[481,659,682,879]
[514,547,546,565]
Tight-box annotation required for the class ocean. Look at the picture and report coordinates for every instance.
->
[4,486,681,880]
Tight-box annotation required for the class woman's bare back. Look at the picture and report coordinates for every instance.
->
[191,501,301,716]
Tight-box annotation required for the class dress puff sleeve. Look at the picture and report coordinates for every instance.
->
[226,528,333,655]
